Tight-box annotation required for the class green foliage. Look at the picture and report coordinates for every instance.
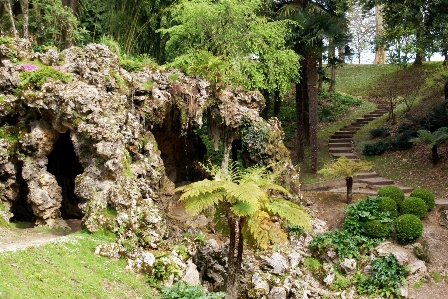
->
[160,0,300,93]
[119,59,143,72]
[0,37,13,44]
[148,255,182,285]
[356,254,406,298]
[410,127,448,148]
[364,220,391,238]
[175,163,311,250]
[394,214,424,244]
[377,197,399,219]
[240,119,269,159]
[99,35,121,56]
[17,66,72,91]
[410,188,435,211]
[159,281,225,299]
[431,271,443,283]
[330,268,350,291]
[28,0,84,48]
[370,127,391,138]
[377,186,405,206]
[318,91,363,122]
[342,196,392,236]
[310,229,381,259]
[303,257,322,273]
[168,73,180,83]
[318,156,373,180]
[287,224,304,237]
[400,197,428,218]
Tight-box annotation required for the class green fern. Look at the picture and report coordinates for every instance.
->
[410,127,448,165]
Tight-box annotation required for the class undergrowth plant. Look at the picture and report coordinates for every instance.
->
[159,282,225,299]
[356,254,406,298]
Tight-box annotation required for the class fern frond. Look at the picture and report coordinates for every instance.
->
[267,223,288,246]
[225,181,267,206]
[318,156,373,179]
[230,201,258,217]
[265,198,312,230]
[244,211,271,250]
[176,179,225,201]
[183,190,226,216]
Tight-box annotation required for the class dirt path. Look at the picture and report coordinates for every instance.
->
[0,219,82,252]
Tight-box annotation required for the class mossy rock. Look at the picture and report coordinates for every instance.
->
[378,196,398,218]
[394,214,423,244]
[410,188,435,211]
[377,186,405,206]
[400,197,428,218]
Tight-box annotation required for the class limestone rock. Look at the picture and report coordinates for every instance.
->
[268,286,287,299]
[182,260,200,285]
[339,258,357,275]
[262,252,289,275]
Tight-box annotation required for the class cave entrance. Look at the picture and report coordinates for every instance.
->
[47,131,84,219]
[10,166,36,223]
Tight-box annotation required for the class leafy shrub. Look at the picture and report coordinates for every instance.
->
[387,132,414,151]
[394,214,423,243]
[356,254,406,298]
[400,197,428,218]
[120,58,143,72]
[304,257,322,273]
[410,188,435,211]
[364,220,390,238]
[377,196,398,218]
[17,66,72,90]
[330,268,350,291]
[342,196,392,236]
[0,37,13,44]
[369,127,390,138]
[377,186,405,206]
[362,141,387,156]
[318,91,362,122]
[310,229,381,259]
[159,281,225,299]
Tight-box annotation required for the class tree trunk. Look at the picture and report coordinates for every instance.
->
[221,133,234,173]
[296,82,305,163]
[328,44,336,92]
[317,55,323,91]
[307,52,318,173]
[61,0,79,48]
[432,145,439,165]
[2,0,17,38]
[338,46,345,63]
[346,176,353,204]
[225,216,238,299]
[19,0,28,39]
[373,5,386,64]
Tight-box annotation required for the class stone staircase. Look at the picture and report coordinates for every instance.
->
[326,104,414,195]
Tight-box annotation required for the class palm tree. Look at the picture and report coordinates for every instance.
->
[318,156,373,203]
[175,163,311,299]
[410,127,448,165]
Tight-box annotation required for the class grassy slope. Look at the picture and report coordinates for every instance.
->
[0,230,158,299]
[335,62,448,199]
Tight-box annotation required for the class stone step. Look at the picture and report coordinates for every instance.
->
[329,138,352,143]
[359,177,394,186]
[366,113,384,117]
[354,172,379,179]
[328,142,352,148]
[334,130,357,134]
[343,125,363,130]
[331,153,359,160]
[331,134,354,139]
[329,147,353,153]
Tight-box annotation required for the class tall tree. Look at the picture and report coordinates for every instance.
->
[1,0,17,38]
[160,0,301,170]
[347,4,376,64]
[280,0,351,172]
[19,0,29,39]
[373,4,386,64]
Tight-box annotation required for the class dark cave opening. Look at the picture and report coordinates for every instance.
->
[10,165,36,223]
[47,131,84,219]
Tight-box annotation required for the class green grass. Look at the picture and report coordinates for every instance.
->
[0,230,158,299]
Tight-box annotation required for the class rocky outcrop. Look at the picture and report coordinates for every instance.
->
[0,39,289,251]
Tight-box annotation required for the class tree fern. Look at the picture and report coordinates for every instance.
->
[410,127,448,165]
[265,198,312,229]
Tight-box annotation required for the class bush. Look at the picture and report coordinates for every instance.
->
[364,220,390,238]
[410,188,435,211]
[369,127,390,138]
[377,196,398,218]
[377,186,405,206]
[362,141,387,156]
[17,66,72,90]
[356,254,406,298]
[159,281,225,299]
[394,214,423,243]
[400,197,428,218]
